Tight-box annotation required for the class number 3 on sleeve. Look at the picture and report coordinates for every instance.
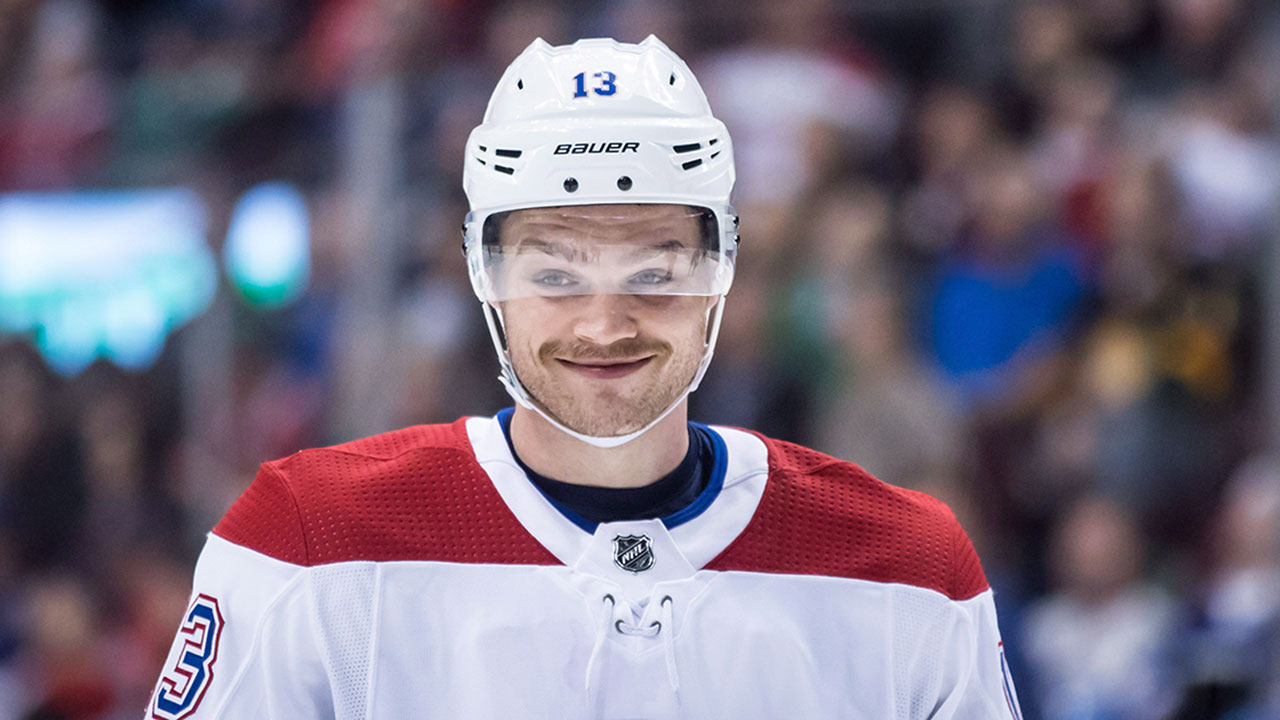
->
[149,594,225,720]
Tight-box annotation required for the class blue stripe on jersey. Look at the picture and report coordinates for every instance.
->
[493,408,726,533]
[660,422,727,529]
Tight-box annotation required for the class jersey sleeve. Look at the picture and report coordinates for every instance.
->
[893,521,1022,720]
[924,588,1023,720]
[146,465,334,719]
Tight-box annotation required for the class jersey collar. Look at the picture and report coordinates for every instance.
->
[465,413,768,571]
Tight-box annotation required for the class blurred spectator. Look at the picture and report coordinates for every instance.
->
[0,346,85,574]
[1174,454,1280,719]
[0,0,110,190]
[1152,0,1249,87]
[109,16,254,184]
[16,574,115,719]
[814,273,967,489]
[897,83,994,263]
[804,181,967,487]
[698,0,898,208]
[1160,84,1280,259]
[1023,495,1178,720]
[1027,53,1120,266]
[924,143,1087,407]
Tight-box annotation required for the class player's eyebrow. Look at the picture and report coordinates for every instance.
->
[512,235,691,260]
[513,237,584,261]
[627,238,690,258]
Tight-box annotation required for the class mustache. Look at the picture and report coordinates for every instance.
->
[539,337,672,363]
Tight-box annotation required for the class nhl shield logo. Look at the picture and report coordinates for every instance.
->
[612,534,655,573]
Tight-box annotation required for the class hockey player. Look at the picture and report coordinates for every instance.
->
[149,36,1022,719]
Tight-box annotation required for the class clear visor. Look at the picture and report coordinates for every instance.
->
[466,204,734,302]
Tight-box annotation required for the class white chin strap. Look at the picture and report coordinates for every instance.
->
[483,298,726,449]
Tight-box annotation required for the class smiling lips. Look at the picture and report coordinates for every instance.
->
[556,357,653,379]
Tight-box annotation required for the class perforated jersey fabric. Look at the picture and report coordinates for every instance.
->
[706,433,989,601]
[214,418,560,567]
[310,563,377,720]
[892,584,959,716]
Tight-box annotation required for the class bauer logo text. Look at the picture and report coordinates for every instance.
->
[554,142,640,155]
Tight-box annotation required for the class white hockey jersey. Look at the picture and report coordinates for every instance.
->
[148,415,1022,719]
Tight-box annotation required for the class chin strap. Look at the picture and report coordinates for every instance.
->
[482,298,726,449]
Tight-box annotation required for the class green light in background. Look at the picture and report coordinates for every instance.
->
[224,182,310,308]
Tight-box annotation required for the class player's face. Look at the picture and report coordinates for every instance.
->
[497,204,716,437]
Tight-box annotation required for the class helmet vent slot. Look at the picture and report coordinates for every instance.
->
[710,151,720,160]
[517,79,524,90]
[673,142,701,154]
[669,72,677,86]
[708,138,718,145]
[494,148,522,158]
[494,165,515,175]
[476,157,487,165]
[681,158,703,170]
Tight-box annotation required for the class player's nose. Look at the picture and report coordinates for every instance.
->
[571,293,639,346]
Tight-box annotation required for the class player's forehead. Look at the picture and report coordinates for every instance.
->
[500,204,703,247]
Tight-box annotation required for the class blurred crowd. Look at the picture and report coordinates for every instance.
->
[1,0,1279,717]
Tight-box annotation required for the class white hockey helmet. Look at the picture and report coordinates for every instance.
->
[462,35,738,447]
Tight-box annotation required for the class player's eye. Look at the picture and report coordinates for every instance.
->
[626,268,674,288]
[530,269,582,291]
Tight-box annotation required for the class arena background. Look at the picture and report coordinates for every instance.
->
[0,0,1278,717]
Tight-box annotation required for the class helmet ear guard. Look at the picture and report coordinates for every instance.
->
[462,35,737,447]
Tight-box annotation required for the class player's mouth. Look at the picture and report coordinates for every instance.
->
[556,356,653,379]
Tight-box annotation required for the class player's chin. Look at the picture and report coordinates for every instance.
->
[575,413,655,438]
[556,393,661,432]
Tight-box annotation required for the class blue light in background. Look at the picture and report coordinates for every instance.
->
[0,189,215,375]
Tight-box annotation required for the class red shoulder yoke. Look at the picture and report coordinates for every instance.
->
[213,418,560,567]
[706,434,989,601]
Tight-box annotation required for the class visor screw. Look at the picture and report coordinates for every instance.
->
[616,175,633,191]
[563,177,579,193]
